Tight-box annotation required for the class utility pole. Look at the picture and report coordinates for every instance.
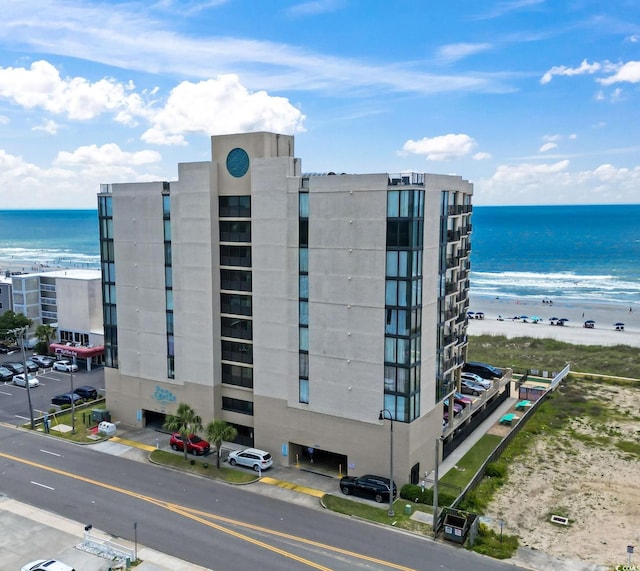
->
[11,327,35,429]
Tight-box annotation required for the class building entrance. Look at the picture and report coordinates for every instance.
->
[143,410,166,429]
[289,442,348,477]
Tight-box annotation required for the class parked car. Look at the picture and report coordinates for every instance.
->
[169,432,211,456]
[53,360,79,372]
[13,373,40,388]
[463,361,503,380]
[24,359,40,373]
[461,372,492,389]
[461,379,487,396]
[4,362,25,375]
[339,474,397,503]
[30,355,55,368]
[51,393,82,406]
[454,392,474,408]
[0,342,20,354]
[0,366,14,382]
[228,448,273,471]
[21,559,76,571]
[74,385,98,400]
[443,399,463,416]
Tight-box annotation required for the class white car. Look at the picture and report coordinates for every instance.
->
[228,448,273,471]
[21,560,75,571]
[13,373,40,388]
[52,360,78,372]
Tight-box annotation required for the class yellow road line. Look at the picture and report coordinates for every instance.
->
[0,451,415,570]
[109,436,156,452]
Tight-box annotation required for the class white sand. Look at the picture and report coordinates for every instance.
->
[467,294,640,348]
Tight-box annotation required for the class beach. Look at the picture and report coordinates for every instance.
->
[467,294,640,348]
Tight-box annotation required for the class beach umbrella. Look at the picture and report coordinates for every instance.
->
[520,315,529,319]
[585,320,595,324]
[614,322,625,326]
[559,318,569,322]
[467,311,475,316]
[549,317,559,321]
[530,315,541,322]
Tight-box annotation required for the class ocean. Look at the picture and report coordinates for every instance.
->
[1,205,639,307]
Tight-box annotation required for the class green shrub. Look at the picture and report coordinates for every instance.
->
[60,404,71,410]
[400,484,456,506]
[485,462,507,479]
[471,523,519,559]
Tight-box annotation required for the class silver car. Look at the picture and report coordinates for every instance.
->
[228,448,273,471]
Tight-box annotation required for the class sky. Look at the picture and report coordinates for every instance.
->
[0,0,639,209]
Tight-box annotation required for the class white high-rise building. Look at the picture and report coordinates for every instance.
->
[98,131,477,483]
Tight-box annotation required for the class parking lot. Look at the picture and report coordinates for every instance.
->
[0,351,105,425]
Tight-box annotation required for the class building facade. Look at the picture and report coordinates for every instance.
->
[98,131,473,483]
[11,269,105,366]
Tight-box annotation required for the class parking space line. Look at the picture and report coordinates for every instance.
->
[31,481,55,490]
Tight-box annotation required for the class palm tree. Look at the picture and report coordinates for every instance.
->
[205,419,238,468]
[35,324,56,354]
[163,403,203,462]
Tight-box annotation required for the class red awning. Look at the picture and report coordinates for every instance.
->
[50,342,104,358]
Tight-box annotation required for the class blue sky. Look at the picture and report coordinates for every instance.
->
[0,0,639,209]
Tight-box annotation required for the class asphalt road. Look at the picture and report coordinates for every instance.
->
[0,426,528,571]
[0,350,105,424]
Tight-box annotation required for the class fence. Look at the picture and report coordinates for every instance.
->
[81,530,135,564]
[435,364,570,534]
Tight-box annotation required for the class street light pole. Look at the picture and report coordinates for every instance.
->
[69,363,76,434]
[11,327,35,429]
[379,408,394,517]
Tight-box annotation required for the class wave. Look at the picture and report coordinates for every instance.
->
[0,246,100,269]
[471,270,640,306]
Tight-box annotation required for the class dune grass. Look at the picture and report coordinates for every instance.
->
[468,334,640,379]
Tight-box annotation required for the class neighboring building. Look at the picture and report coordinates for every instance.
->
[98,131,479,482]
[11,269,105,369]
[0,274,12,316]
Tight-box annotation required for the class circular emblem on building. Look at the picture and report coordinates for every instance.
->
[226,148,250,178]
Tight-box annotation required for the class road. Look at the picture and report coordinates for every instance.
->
[0,425,527,571]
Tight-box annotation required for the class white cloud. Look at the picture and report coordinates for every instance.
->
[626,35,640,43]
[400,134,477,161]
[0,60,148,121]
[435,43,492,63]
[55,143,161,167]
[542,134,561,142]
[539,142,557,152]
[473,152,492,160]
[0,146,167,209]
[476,161,640,205]
[32,119,60,134]
[141,75,306,145]
[0,115,9,125]
[598,61,640,85]
[540,59,609,84]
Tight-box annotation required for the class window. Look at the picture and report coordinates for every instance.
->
[220,245,251,267]
[299,379,309,404]
[219,196,251,218]
[221,317,252,340]
[221,340,253,364]
[220,270,252,292]
[222,364,253,388]
[220,293,252,316]
[220,220,251,242]
[222,397,254,415]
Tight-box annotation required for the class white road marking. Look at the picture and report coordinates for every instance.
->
[40,449,61,457]
[31,481,55,490]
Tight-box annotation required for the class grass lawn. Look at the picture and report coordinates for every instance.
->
[150,449,256,484]
[440,434,502,492]
[40,401,105,443]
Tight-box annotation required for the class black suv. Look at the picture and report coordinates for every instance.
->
[74,385,98,400]
[463,361,503,380]
[339,474,397,503]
